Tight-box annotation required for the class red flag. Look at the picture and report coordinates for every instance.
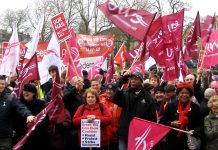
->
[98,1,156,41]
[13,68,66,150]
[201,15,216,48]
[47,68,66,123]
[106,54,115,83]
[114,42,126,70]
[63,29,83,80]
[14,53,40,97]
[88,51,110,80]
[203,30,218,68]
[184,12,201,61]
[128,118,171,150]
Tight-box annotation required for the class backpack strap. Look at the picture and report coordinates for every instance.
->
[81,104,86,116]
[99,103,104,115]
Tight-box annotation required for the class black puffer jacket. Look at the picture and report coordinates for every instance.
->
[0,90,32,138]
[113,87,156,138]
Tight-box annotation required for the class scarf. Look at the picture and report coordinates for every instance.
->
[177,100,191,137]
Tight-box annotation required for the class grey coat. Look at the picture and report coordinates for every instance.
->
[204,112,218,150]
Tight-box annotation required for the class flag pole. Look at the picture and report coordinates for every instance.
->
[196,43,208,83]
[64,41,79,78]
[171,127,193,135]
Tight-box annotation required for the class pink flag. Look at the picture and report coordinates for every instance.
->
[98,1,156,41]
[14,53,40,97]
[88,51,110,80]
[203,30,218,68]
[184,12,201,61]
[201,15,215,48]
[128,118,171,150]
[106,55,115,83]
[63,29,83,80]
[13,68,66,150]
[114,42,126,70]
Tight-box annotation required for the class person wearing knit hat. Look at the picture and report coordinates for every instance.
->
[105,83,117,93]
[130,72,144,82]
[160,82,203,150]
[99,82,121,149]
[16,83,48,149]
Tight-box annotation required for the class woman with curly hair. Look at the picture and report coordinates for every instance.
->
[204,95,218,150]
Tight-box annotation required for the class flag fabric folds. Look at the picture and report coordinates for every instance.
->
[128,118,171,150]
[25,16,44,59]
[184,12,201,61]
[201,15,216,48]
[203,30,218,68]
[106,54,115,83]
[114,42,126,70]
[63,29,83,80]
[0,24,20,76]
[98,0,156,41]
[14,53,40,97]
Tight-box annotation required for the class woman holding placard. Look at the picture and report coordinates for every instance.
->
[73,88,112,150]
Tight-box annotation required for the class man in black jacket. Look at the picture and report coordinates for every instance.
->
[113,72,156,150]
[0,76,35,150]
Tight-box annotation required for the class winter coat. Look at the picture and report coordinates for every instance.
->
[204,112,218,150]
[62,83,83,117]
[14,98,49,150]
[113,87,156,139]
[0,90,32,138]
[160,100,203,150]
[99,93,122,142]
[73,103,112,147]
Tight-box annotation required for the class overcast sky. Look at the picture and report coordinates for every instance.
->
[0,0,217,18]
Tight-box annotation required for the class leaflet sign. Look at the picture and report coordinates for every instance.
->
[81,119,101,147]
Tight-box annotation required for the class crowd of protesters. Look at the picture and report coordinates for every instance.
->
[0,64,218,150]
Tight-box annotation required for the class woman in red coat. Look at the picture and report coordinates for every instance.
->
[73,88,112,150]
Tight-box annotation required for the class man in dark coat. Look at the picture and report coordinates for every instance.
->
[62,76,84,150]
[0,76,35,150]
[113,72,156,150]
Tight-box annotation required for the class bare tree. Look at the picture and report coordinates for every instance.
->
[0,8,29,33]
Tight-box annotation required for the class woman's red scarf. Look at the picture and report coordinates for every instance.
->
[177,100,191,137]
